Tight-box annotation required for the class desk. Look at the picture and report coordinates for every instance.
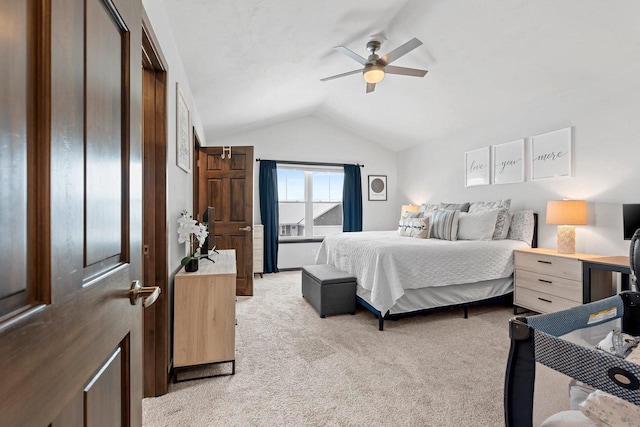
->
[582,256,631,303]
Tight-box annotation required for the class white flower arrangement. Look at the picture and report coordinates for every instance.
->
[177,210,209,265]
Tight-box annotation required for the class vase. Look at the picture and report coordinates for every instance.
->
[185,258,199,272]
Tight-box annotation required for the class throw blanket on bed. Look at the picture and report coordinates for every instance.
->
[316,231,528,314]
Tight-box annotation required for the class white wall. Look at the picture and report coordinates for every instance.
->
[142,1,206,276]
[398,67,640,257]
[208,116,399,268]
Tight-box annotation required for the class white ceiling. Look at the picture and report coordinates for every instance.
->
[161,0,640,151]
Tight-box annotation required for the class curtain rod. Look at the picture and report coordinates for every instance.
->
[255,158,364,168]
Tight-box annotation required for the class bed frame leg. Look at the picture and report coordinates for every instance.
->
[463,307,468,319]
[378,314,384,331]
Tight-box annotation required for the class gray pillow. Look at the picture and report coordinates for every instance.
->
[438,202,470,212]
[468,199,511,212]
[419,203,439,214]
[431,210,460,241]
[404,211,424,219]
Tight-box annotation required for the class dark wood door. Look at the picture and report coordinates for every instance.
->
[141,22,169,398]
[196,146,254,296]
[0,0,143,425]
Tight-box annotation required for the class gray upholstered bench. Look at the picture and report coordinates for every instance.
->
[302,264,357,318]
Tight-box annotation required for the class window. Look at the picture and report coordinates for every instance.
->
[277,166,344,239]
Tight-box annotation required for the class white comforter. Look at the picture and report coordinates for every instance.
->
[315,231,529,314]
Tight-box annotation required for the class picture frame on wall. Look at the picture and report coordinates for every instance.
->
[464,147,490,186]
[368,175,387,201]
[492,139,524,184]
[176,83,191,173]
[530,127,572,180]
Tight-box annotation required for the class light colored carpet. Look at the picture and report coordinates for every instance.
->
[143,271,569,426]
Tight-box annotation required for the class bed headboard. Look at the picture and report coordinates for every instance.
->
[532,213,538,248]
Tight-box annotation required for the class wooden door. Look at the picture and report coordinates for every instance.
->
[142,22,169,398]
[196,146,254,296]
[0,0,143,425]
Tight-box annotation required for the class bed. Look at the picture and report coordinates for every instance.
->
[315,211,537,330]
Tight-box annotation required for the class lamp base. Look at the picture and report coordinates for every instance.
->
[557,225,576,254]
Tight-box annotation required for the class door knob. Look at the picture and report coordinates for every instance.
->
[129,280,161,307]
[239,226,252,231]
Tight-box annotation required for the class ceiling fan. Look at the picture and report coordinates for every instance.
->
[320,38,428,93]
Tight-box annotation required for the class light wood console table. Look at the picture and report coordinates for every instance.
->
[173,249,236,382]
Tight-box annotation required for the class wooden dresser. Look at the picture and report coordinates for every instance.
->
[253,224,263,277]
[173,249,236,381]
[514,248,613,314]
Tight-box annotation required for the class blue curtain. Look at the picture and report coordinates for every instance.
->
[342,164,363,232]
[259,161,279,273]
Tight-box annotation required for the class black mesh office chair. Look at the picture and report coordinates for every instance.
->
[631,229,640,291]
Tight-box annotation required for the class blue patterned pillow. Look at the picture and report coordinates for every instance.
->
[431,210,460,241]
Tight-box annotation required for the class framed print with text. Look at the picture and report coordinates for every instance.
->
[492,139,524,184]
[530,127,572,180]
[465,147,490,186]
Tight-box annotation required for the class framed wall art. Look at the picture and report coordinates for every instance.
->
[530,127,572,180]
[176,83,191,173]
[465,147,490,186]
[492,139,524,184]
[368,175,387,201]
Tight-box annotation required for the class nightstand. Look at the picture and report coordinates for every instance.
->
[173,250,236,382]
[514,248,614,314]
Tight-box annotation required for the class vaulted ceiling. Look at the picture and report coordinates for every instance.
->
[161,0,639,151]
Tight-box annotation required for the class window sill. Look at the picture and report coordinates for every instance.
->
[279,238,325,244]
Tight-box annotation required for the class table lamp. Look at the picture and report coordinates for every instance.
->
[546,200,587,254]
[401,204,420,217]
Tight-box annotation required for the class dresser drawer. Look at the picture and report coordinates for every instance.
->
[515,251,582,281]
[515,269,582,303]
[515,286,581,314]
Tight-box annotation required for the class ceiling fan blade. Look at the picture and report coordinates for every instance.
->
[335,46,368,65]
[379,38,423,65]
[384,65,428,78]
[320,69,363,82]
[366,82,376,93]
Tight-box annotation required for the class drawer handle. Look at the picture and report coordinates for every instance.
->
[538,297,552,303]
[537,260,552,265]
[538,279,553,284]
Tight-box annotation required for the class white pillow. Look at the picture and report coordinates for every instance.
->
[457,210,500,240]
[468,200,512,240]
[398,216,430,237]
[413,217,431,239]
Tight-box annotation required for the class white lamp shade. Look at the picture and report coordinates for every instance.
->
[546,200,587,225]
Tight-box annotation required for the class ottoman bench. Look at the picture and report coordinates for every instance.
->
[302,264,357,318]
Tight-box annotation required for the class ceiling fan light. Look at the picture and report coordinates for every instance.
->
[363,65,385,84]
